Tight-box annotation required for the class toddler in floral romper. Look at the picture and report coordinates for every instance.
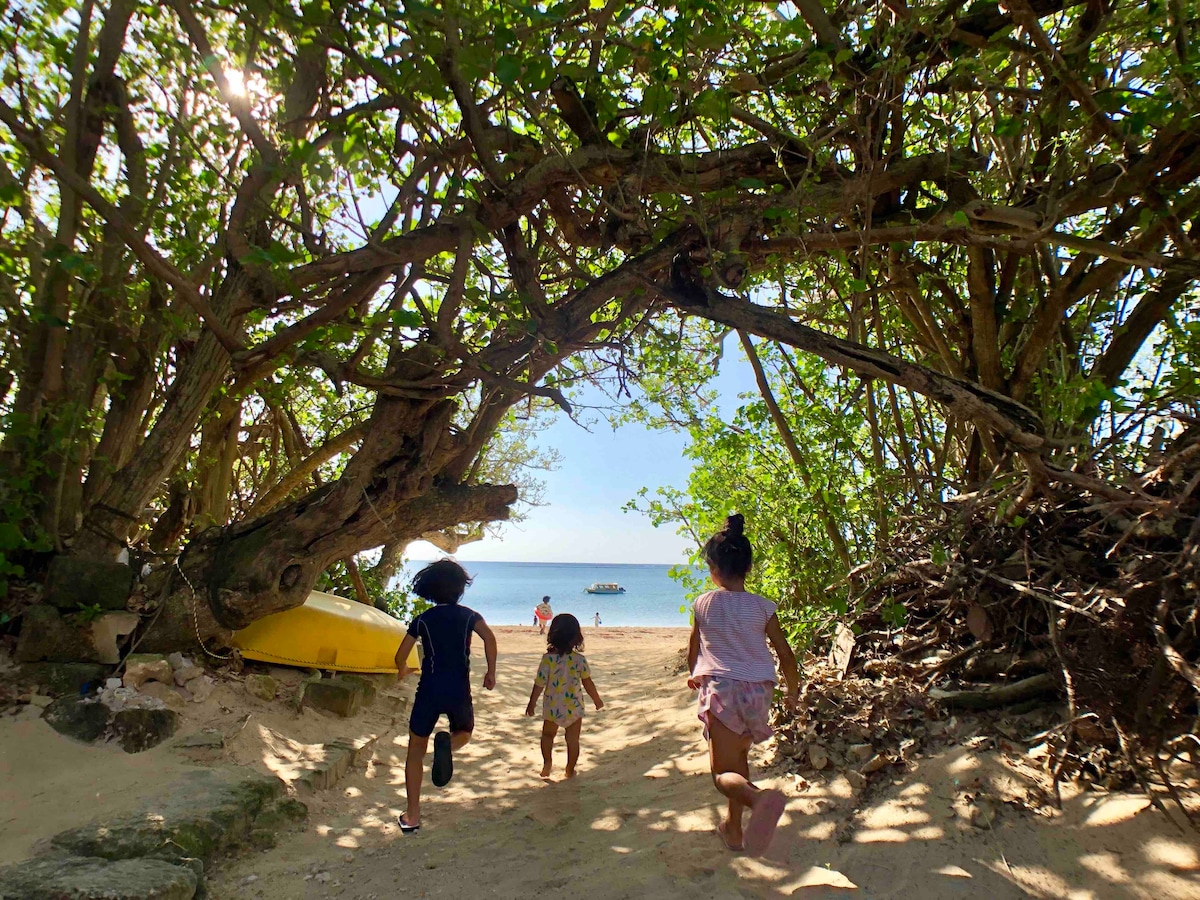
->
[526,613,603,778]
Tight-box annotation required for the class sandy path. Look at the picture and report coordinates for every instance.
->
[207,628,1199,900]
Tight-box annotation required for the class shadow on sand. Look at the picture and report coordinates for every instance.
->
[207,634,1199,900]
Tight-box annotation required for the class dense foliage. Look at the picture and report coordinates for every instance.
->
[1,0,1196,645]
[613,1,1200,640]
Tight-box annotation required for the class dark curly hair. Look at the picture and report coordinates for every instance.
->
[702,513,753,579]
[411,559,472,604]
[546,613,584,655]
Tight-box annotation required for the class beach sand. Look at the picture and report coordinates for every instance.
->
[4,626,1197,898]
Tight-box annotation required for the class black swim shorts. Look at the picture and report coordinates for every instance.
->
[409,678,475,737]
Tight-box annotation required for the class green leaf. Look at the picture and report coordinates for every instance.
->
[0,523,24,550]
[239,247,277,267]
[495,55,523,86]
[524,56,554,90]
[995,116,1023,137]
[391,309,424,329]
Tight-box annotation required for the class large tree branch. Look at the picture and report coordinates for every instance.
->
[658,279,1045,450]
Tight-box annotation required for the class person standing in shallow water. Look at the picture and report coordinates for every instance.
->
[393,559,497,833]
[686,514,800,857]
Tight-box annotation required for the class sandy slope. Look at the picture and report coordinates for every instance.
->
[197,626,1199,900]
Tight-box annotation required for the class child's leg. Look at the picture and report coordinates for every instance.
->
[404,731,430,825]
[707,715,759,843]
[432,695,475,789]
[564,719,582,776]
[539,720,558,776]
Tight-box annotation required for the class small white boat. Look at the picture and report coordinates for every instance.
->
[585,582,626,594]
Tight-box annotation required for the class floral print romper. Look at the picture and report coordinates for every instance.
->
[535,651,591,727]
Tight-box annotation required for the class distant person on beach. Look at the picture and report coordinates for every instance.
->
[535,596,553,634]
[393,559,497,833]
[525,613,603,778]
[593,611,602,629]
[686,514,800,857]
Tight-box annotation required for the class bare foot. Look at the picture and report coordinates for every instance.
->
[716,818,743,851]
[564,767,576,779]
[539,763,552,778]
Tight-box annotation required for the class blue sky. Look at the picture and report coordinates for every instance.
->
[408,341,759,564]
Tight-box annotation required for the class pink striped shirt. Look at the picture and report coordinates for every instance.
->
[692,589,778,684]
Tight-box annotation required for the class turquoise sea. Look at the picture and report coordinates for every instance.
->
[398,561,704,627]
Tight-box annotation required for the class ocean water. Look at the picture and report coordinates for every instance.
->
[398,561,704,627]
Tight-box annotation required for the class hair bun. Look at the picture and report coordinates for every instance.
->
[725,513,745,536]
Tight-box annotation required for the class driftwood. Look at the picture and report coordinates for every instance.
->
[930,673,1059,710]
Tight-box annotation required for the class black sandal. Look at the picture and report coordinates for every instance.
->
[432,731,454,787]
[397,814,420,834]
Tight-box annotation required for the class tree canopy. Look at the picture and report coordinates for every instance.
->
[2,0,1197,645]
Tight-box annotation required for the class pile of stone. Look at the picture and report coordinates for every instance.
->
[38,653,219,753]
[117,652,216,706]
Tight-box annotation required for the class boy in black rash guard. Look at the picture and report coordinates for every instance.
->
[393,559,497,833]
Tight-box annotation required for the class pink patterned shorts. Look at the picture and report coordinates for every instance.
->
[696,676,774,744]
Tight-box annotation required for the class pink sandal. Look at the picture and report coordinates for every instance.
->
[743,789,785,856]
[716,819,744,852]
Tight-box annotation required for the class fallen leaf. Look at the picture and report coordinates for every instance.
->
[934,865,973,878]
[860,753,889,774]
[809,745,829,770]
[789,867,858,891]
[830,625,856,676]
[966,604,993,641]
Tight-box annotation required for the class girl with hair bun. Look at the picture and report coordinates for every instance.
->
[687,514,800,857]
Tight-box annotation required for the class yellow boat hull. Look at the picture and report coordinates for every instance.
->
[232,590,418,673]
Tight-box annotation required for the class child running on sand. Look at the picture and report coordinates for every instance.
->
[687,514,800,856]
[394,559,497,833]
[525,613,604,778]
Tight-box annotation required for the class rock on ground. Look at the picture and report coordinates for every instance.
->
[123,655,173,690]
[137,682,187,712]
[0,854,197,900]
[42,696,109,743]
[188,677,216,704]
[110,707,180,753]
[51,769,289,865]
[244,674,278,701]
[41,695,180,752]
[301,678,364,717]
